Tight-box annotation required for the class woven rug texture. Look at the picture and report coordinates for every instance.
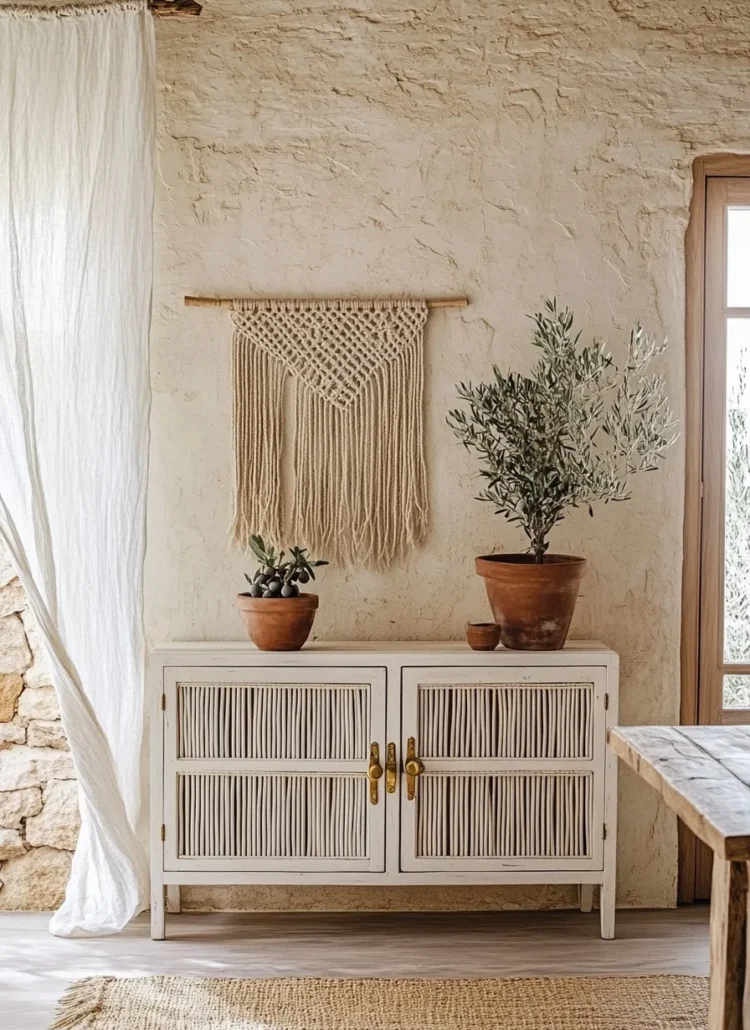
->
[50,974,709,1030]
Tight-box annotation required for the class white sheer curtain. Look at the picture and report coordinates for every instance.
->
[0,0,154,936]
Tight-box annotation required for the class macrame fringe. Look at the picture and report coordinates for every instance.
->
[232,329,285,548]
[230,298,428,569]
[49,976,113,1029]
[291,340,428,568]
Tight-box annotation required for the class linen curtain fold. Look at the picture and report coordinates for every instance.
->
[0,0,155,935]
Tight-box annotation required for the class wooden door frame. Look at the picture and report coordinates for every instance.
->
[679,154,750,903]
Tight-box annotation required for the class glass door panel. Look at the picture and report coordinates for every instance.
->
[724,674,750,711]
[702,182,750,723]
[727,208,750,306]
[723,318,750,669]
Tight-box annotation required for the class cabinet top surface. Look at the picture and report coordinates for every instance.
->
[151,639,616,659]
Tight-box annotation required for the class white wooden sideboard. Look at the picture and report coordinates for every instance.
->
[149,641,619,940]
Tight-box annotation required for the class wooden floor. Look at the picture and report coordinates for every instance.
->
[0,908,709,1030]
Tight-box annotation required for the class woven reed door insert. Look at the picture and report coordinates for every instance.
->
[400,667,607,872]
[163,667,387,873]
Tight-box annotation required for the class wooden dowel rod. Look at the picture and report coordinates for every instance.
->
[184,295,469,309]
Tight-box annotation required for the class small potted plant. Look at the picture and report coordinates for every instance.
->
[448,299,677,650]
[237,535,328,651]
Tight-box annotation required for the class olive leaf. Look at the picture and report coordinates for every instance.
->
[447,299,678,563]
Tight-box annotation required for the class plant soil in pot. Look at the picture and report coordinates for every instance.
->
[237,535,328,651]
[448,299,678,650]
[476,554,586,650]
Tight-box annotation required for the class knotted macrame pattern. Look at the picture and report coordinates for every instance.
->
[231,298,429,569]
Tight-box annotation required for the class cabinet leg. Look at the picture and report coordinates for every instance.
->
[166,885,181,914]
[709,859,747,1030]
[600,875,616,940]
[151,882,166,940]
[579,884,594,913]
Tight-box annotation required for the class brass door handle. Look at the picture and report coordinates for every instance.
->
[386,742,397,793]
[405,737,425,801]
[367,742,383,805]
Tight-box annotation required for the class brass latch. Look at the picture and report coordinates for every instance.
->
[404,737,425,801]
[386,742,397,794]
[367,742,384,805]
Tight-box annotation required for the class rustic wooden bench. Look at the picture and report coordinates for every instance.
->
[610,725,750,1030]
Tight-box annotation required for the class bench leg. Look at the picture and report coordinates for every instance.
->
[579,884,594,913]
[709,858,748,1030]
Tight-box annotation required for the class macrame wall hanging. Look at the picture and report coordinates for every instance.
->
[185,294,468,569]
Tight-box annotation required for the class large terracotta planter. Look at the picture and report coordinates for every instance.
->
[237,592,319,651]
[475,554,587,651]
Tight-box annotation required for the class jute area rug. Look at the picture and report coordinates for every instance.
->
[50,975,709,1030]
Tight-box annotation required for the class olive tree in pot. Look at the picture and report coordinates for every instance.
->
[237,535,328,651]
[448,299,677,650]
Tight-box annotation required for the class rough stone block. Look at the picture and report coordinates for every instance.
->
[0,615,31,675]
[0,787,42,828]
[26,720,67,750]
[0,846,71,910]
[0,580,25,619]
[0,746,75,790]
[0,828,25,861]
[25,779,80,851]
[0,674,23,722]
[17,686,60,724]
[20,610,53,688]
[23,660,54,690]
[0,721,25,749]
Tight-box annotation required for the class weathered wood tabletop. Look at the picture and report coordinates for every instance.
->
[610,725,750,1030]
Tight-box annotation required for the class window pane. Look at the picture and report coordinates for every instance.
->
[727,207,750,306]
[724,319,750,662]
[724,674,750,710]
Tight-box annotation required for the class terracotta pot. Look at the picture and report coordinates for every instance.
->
[236,592,319,651]
[466,622,501,651]
[475,554,587,651]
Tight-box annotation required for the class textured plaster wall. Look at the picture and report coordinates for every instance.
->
[148,0,750,911]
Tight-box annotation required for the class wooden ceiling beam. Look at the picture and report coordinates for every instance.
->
[150,0,202,17]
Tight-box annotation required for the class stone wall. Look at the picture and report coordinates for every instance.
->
[0,545,79,909]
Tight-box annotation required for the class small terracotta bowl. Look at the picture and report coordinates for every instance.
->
[466,621,501,651]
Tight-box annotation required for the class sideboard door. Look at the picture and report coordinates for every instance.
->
[399,666,607,873]
[163,666,386,873]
